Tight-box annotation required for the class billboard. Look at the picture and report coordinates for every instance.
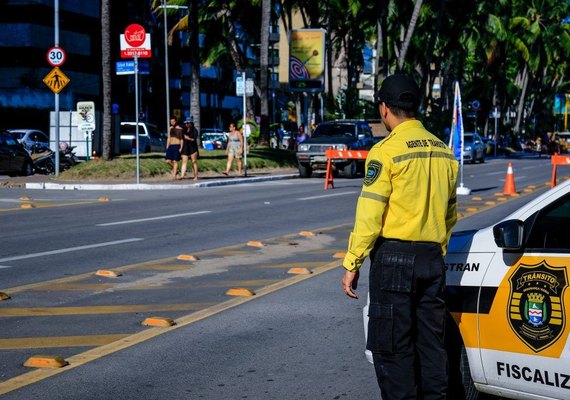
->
[289,29,326,93]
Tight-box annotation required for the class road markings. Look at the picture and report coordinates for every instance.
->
[297,191,357,201]
[0,265,13,269]
[0,303,212,317]
[96,211,211,226]
[0,258,343,396]
[0,238,143,263]
[0,334,130,350]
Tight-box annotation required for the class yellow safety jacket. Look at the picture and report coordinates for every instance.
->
[343,120,459,272]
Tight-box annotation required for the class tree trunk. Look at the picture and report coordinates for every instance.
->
[514,64,529,137]
[259,0,271,146]
[397,0,423,72]
[188,0,201,137]
[101,0,112,160]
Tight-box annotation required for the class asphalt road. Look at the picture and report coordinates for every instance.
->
[0,155,562,399]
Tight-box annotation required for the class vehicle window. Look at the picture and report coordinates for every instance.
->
[359,124,372,138]
[525,194,570,250]
[313,124,356,138]
[31,132,47,141]
[150,127,162,138]
[121,125,144,135]
[10,131,25,140]
[2,135,18,146]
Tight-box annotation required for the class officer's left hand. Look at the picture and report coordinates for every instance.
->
[342,269,359,299]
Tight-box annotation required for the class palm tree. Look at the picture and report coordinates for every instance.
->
[101,0,112,160]
[258,0,271,146]
[397,0,424,72]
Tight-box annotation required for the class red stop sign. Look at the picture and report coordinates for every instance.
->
[124,24,146,48]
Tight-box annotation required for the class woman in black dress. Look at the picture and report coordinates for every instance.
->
[180,119,199,180]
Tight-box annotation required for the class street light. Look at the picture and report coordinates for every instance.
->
[159,2,188,132]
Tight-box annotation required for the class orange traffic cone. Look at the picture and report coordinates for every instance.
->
[503,162,517,195]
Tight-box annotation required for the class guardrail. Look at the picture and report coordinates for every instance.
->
[551,154,570,187]
[324,149,369,190]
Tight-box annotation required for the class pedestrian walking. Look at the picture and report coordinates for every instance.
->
[180,119,199,180]
[165,117,183,180]
[223,122,243,176]
[341,74,459,400]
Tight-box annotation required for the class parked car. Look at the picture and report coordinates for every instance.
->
[201,128,227,150]
[7,129,49,152]
[463,132,486,163]
[295,120,375,178]
[119,122,166,154]
[0,132,33,176]
[363,178,570,399]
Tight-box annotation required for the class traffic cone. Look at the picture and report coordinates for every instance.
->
[503,162,517,195]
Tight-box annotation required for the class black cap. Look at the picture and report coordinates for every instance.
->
[376,74,420,111]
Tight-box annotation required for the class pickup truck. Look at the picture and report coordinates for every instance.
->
[119,122,166,154]
[295,120,376,178]
[364,178,570,400]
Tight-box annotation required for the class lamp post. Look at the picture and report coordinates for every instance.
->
[159,2,188,132]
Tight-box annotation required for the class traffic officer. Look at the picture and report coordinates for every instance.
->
[342,74,458,400]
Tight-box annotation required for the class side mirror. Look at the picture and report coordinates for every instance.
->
[493,219,524,250]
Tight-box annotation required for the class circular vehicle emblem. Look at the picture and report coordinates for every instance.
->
[124,24,146,48]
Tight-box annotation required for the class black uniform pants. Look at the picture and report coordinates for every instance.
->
[367,238,447,400]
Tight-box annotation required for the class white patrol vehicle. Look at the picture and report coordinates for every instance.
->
[364,178,570,400]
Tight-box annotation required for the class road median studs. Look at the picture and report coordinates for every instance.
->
[24,355,68,369]
[98,197,110,202]
[333,252,346,259]
[0,292,11,301]
[95,269,122,278]
[177,254,199,261]
[287,267,312,275]
[497,197,507,202]
[247,241,264,248]
[20,203,35,209]
[485,201,496,206]
[472,197,482,201]
[142,316,175,327]
[226,288,256,297]
[299,231,315,237]
[466,207,478,212]
[19,196,31,201]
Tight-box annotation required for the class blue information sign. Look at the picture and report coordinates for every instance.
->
[115,61,150,75]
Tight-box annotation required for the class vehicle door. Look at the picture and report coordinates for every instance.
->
[473,133,484,159]
[149,126,165,151]
[478,192,570,398]
[0,134,11,171]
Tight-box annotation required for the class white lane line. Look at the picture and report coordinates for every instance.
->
[0,265,13,269]
[0,238,143,263]
[97,211,212,226]
[297,191,357,201]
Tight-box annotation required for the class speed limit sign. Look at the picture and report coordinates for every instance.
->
[46,46,66,67]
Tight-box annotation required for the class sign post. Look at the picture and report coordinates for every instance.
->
[236,73,254,177]
[120,24,151,185]
[77,101,95,160]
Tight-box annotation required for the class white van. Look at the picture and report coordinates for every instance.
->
[364,178,570,399]
[119,122,166,154]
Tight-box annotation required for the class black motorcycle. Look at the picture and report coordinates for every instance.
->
[30,144,55,175]
[58,142,79,171]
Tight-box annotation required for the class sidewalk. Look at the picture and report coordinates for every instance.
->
[0,167,299,190]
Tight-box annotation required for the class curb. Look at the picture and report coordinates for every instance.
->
[24,173,299,190]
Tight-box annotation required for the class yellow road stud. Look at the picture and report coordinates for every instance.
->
[0,292,10,301]
[299,231,315,237]
[142,317,175,327]
[177,254,199,261]
[333,252,346,259]
[247,241,264,248]
[98,197,110,202]
[472,197,482,201]
[466,207,478,212]
[24,355,68,369]
[287,267,312,275]
[226,288,256,297]
[20,196,31,201]
[497,197,507,202]
[485,201,496,206]
[20,203,35,209]
[95,270,122,278]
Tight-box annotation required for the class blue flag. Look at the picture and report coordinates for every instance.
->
[449,82,463,162]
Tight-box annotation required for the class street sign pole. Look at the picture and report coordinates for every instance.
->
[54,0,60,176]
[135,55,140,185]
[242,71,247,177]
